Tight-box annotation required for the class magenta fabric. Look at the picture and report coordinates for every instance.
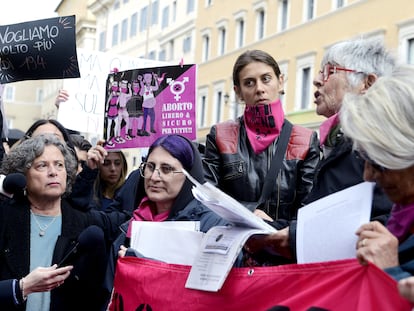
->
[387,203,414,242]
[319,113,340,147]
[126,197,169,237]
[243,100,285,154]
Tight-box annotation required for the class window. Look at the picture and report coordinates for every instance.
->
[172,1,177,22]
[112,24,119,46]
[214,90,223,123]
[236,19,245,48]
[197,89,208,128]
[151,0,159,25]
[304,0,315,21]
[202,33,210,62]
[183,35,192,53]
[295,54,315,110]
[256,9,265,40]
[121,19,128,42]
[218,27,226,56]
[99,31,106,51]
[162,6,169,29]
[278,62,288,109]
[398,22,414,64]
[206,0,213,6]
[408,38,414,64]
[332,0,345,9]
[199,95,207,127]
[130,13,137,37]
[300,67,311,109]
[148,50,156,60]
[3,85,15,101]
[279,0,289,31]
[398,20,414,65]
[114,0,120,10]
[36,88,43,103]
[159,49,166,61]
[168,40,175,60]
[187,0,195,13]
[140,6,148,32]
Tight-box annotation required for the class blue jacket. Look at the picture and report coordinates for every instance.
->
[385,234,414,280]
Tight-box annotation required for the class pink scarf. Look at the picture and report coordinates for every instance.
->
[319,113,340,147]
[243,100,285,154]
[386,203,414,243]
[126,197,170,237]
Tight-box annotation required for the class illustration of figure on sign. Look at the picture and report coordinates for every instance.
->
[138,72,160,136]
[126,79,144,138]
[114,79,132,143]
[104,74,120,148]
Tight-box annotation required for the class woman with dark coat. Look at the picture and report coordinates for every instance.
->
[0,134,128,311]
[104,134,228,300]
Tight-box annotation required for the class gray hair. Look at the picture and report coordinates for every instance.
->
[322,37,397,86]
[340,65,414,170]
[0,134,78,194]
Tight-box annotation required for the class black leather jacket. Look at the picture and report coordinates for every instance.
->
[203,118,320,225]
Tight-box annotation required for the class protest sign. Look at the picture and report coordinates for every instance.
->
[103,64,196,149]
[57,49,167,134]
[0,15,80,83]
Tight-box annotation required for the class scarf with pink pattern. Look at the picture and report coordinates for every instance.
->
[243,100,285,154]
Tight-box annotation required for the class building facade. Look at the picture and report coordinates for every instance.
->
[4,0,414,150]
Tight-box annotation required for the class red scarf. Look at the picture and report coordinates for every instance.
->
[243,100,285,154]
[126,197,170,237]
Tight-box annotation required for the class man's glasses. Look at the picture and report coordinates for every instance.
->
[139,162,183,179]
[320,64,362,82]
[355,150,388,172]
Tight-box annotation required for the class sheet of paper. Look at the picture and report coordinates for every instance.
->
[296,181,375,264]
[130,221,203,265]
[182,169,277,233]
[185,225,268,292]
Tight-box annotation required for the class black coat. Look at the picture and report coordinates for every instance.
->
[288,134,393,258]
[0,197,127,311]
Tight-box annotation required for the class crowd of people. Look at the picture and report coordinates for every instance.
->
[1,36,414,309]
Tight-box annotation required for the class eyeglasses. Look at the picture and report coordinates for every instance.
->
[355,150,388,172]
[320,64,362,82]
[139,162,183,179]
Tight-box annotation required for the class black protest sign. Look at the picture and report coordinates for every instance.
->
[0,15,80,83]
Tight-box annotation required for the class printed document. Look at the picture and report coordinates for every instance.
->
[182,169,276,291]
[296,182,374,264]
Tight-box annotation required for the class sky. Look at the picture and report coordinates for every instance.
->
[0,0,60,25]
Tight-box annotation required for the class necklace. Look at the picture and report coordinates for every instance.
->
[30,210,58,237]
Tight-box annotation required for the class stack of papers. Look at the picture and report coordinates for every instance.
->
[182,169,276,291]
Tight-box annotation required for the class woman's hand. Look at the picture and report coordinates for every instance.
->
[244,227,292,259]
[398,276,414,302]
[253,209,274,222]
[355,221,399,269]
[55,89,69,108]
[22,265,73,296]
[118,245,128,258]
[86,144,108,170]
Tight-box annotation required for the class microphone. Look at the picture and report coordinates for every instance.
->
[57,225,104,267]
[0,173,26,198]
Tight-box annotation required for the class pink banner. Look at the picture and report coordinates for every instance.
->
[109,257,413,311]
